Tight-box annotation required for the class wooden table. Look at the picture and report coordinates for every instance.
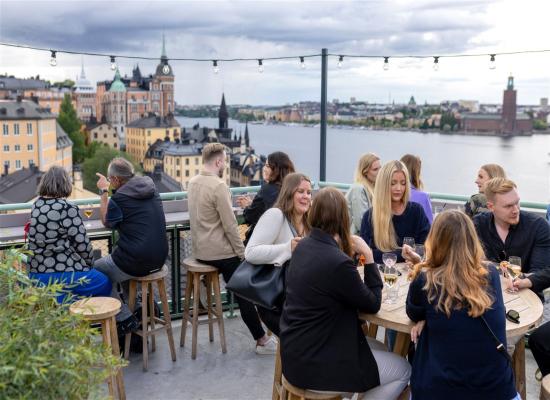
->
[358,263,543,400]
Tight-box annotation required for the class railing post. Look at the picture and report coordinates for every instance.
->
[320,48,328,182]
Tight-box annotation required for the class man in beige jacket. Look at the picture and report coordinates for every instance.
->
[188,143,276,354]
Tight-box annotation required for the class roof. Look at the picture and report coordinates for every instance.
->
[0,76,48,91]
[56,122,73,150]
[127,115,180,129]
[145,169,182,193]
[0,99,55,120]
[462,113,502,120]
[0,166,42,204]
[109,69,126,92]
[145,139,202,160]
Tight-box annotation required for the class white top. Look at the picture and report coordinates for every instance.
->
[245,208,294,266]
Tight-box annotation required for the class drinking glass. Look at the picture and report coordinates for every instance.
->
[403,237,415,250]
[83,205,93,228]
[507,256,522,293]
[416,245,426,262]
[382,253,398,304]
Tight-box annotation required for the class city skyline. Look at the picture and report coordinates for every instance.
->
[1,0,549,105]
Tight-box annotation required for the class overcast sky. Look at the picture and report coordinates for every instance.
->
[1,0,549,105]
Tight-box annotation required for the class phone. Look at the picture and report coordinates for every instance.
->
[506,309,520,324]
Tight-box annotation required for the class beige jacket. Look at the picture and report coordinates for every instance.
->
[188,170,245,260]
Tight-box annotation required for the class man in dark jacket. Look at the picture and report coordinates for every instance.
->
[95,157,168,328]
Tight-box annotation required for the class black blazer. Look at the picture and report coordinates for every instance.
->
[243,182,280,226]
[280,228,383,393]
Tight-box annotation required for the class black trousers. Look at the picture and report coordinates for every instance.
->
[257,306,281,337]
[529,320,550,375]
[198,257,265,341]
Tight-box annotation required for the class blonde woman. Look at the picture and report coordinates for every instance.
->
[405,210,518,400]
[360,160,430,263]
[345,153,381,234]
[464,163,506,217]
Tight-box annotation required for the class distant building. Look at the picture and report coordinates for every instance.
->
[23,86,74,115]
[0,76,48,99]
[126,114,180,163]
[73,63,96,122]
[229,126,263,187]
[541,98,548,108]
[144,164,182,193]
[87,122,119,149]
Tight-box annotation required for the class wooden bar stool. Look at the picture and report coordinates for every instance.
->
[180,257,227,360]
[273,342,282,400]
[542,374,550,400]
[70,297,126,400]
[281,375,342,400]
[124,265,176,371]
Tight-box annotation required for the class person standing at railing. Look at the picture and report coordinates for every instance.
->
[464,164,506,218]
[188,143,274,354]
[27,166,111,303]
[400,154,433,224]
[345,153,381,234]
[236,151,295,245]
[94,157,168,333]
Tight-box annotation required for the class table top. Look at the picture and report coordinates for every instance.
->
[358,263,544,337]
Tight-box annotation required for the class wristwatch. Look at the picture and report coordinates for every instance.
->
[99,189,109,195]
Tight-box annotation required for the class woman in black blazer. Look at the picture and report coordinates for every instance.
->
[280,187,411,399]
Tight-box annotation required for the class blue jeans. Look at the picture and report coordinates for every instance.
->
[29,269,112,303]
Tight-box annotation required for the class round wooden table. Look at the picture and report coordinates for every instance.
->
[358,263,543,400]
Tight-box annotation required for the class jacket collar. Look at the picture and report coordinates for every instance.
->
[310,228,339,248]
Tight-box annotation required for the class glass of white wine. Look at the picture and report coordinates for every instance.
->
[83,205,93,228]
[382,253,398,304]
[507,256,522,293]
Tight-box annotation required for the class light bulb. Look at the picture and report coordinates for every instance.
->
[110,56,116,71]
[162,63,170,75]
[49,50,57,67]
[337,55,343,68]
[300,56,305,69]
[433,56,439,71]
[213,60,219,74]
[489,54,496,70]
[258,59,264,73]
[383,57,389,71]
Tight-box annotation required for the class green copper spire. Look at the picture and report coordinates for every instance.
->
[109,68,126,92]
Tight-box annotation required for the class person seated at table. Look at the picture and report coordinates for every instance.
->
[236,151,295,245]
[280,187,411,400]
[27,166,111,302]
[345,153,381,234]
[464,163,506,218]
[360,160,430,264]
[245,173,311,337]
[400,154,432,224]
[405,209,518,400]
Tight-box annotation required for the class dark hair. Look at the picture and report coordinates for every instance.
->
[37,166,72,198]
[400,154,423,190]
[308,187,353,257]
[267,151,295,185]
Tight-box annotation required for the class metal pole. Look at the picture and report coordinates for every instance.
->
[320,48,328,183]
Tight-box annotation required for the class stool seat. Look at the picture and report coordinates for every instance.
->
[131,265,168,281]
[183,257,218,273]
[70,297,121,321]
[542,374,550,400]
[281,375,342,400]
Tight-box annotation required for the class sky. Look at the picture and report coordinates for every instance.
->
[1,0,549,106]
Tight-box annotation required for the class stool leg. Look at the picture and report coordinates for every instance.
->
[101,319,116,398]
[108,316,126,400]
[180,271,193,347]
[158,278,176,362]
[191,273,201,360]
[141,281,149,371]
[212,273,227,354]
[272,343,282,400]
[124,280,137,360]
[148,282,156,353]
[206,273,214,342]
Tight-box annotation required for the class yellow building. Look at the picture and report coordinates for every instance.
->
[87,122,119,149]
[126,114,180,163]
[0,99,72,175]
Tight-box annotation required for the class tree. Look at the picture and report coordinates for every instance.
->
[58,94,86,163]
[82,146,141,192]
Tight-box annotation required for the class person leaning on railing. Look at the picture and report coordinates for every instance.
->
[464,163,506,218]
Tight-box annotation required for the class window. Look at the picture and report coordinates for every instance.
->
[28,159,34,166]
[113,133,117,138]
[27,144,33,151]
[176,158,180,166]
[15,160,21,169]
[114,143,118,148]
[27,123,32,135]
[13,124,19,135]
[104,133,107,139]
[3,145,9,152]
[14,145,20,152]
[2,124,8,135]
[176,170,180,177]
[185,158,189,165]
[94,132,98,139]
[185,170,190,177]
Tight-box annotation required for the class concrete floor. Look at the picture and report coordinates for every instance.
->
[121,315,542,400]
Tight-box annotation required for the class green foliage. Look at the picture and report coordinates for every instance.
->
[52,79,75,88]
[440,112,458,130]
[533,119,548,130]
[82,146,142,192]
[0,249,125,399]
[57,94,86,163]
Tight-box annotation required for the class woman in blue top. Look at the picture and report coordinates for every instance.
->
[405,209,518,400]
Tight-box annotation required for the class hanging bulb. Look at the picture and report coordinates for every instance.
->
[337,55,344,69]
[49,50,57,67]
[110,56,116,71]
[162,60,170,75]
[433,56,440,71]
[258,59,264,73]
[213,60,219,74]
[300,56,305,69]
[383,57,389,71]
[489,54,496,70]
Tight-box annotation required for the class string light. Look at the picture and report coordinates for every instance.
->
[213,60,219,74]
[110,55,116,71]
[162,59,170,75]
[337,55,344,68]
[300,56,305,69]
[433,56,440,71]
[49,50,57,67]
[383,57,389,71]
[258,59,264,73]
[489,54,496,70]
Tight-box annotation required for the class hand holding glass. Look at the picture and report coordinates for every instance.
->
[507,256,522,293]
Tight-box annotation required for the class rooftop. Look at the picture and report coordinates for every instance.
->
[56,121,73,150]
[0,166,42,204]
[0,99,55,120]
[0,76,48,91]
[127,115,181,129]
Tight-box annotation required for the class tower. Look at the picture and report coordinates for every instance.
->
[152,34,174,116]
[219,93,229,130]
[502,75,517,134]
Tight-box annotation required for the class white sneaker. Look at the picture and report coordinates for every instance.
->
[255,336,278,355]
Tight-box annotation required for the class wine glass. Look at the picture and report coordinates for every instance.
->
[507,256,522,293]
[83,204,93,228]
[382,253,398,304]
[403,237,415,250]
[416,245,426,262]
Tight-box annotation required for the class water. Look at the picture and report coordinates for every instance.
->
[177,117,550,203]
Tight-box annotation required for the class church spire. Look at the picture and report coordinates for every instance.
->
[218,93,229,130]
[161,33,167,59]
[80,60,86,80]
[244,121,250,148]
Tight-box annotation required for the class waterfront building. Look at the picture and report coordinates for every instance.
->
[73,63,96,122]
[126,114,180,163]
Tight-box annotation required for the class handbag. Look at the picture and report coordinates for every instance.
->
[226,217,298,310]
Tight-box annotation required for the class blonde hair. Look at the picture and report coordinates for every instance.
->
[400,154,423,190]
[410,210,493,318]
[484,177,517,202]
[274,173,311,234]
[481,164,506,180]
[354,153,380,201]
[202,143,226,163]
[371,160,410,252]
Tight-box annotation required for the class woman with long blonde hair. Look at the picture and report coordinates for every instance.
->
[360,160,429,263]
[405,210,517,400]
[345,153,381,234]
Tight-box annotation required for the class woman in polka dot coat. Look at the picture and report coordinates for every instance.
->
[27,166,111,302]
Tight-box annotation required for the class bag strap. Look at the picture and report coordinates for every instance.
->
[285,217,299,238]
[479,315,513,364]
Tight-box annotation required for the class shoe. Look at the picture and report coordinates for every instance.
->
[255,336,277,355]
[118,314,139,335]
